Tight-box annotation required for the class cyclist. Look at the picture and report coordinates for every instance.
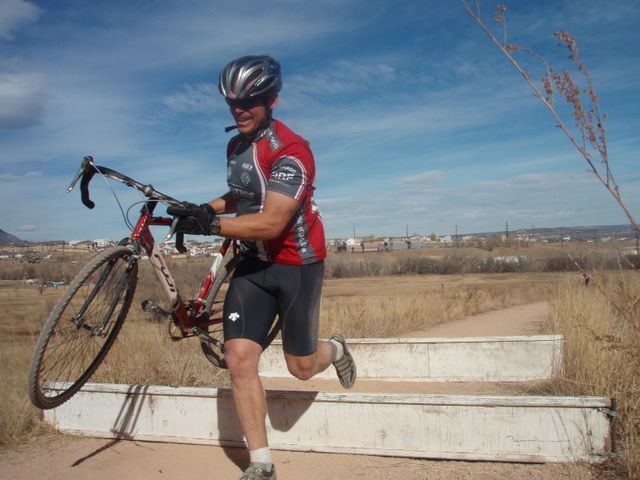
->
[168,55,356,480]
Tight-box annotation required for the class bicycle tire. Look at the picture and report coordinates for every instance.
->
[28,246,138,409]
[200,255,281,368]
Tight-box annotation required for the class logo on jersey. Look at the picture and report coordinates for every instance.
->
[266,130,282,151]
[228,312,240,322]
[241,171,251,185]
[231,187,255,200]
[242,163,253,171]
[271,171,295,181]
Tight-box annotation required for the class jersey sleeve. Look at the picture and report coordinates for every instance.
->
[267,151,313,202]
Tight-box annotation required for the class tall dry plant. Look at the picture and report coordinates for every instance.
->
[461,1,638,234]
[462,2,639,476]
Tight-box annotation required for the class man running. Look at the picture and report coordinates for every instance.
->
[168,55,357,480]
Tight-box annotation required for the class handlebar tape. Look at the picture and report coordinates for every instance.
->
[79,168,96,209]
[175,232,187,254]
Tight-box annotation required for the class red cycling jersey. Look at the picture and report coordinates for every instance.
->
[226,119,326,265]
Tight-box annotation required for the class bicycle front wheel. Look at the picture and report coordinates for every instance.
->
[28,246,138,409]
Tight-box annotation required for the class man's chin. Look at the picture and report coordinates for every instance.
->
[237,123,256,136]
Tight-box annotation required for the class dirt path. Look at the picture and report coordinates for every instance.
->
[0,434,595,480]
[404,301,549,338]
[0,302,598,479]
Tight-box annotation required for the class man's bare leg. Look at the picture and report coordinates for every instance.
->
[284,339,336,380]
[224,338,268,450]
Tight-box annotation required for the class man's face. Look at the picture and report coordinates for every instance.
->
[227,95,277,137]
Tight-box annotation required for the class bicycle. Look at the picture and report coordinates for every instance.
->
[28,156,281,410]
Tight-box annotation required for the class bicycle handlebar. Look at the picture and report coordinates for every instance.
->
[69,156,180,208]
[68,156,188,253]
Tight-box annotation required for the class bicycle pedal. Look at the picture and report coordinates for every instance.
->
[140,299,170,317]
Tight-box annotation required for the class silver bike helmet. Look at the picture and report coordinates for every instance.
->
[218,55,282,100]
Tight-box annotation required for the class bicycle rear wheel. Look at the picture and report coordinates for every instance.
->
[28,246,138,409]
[199,255,281,368]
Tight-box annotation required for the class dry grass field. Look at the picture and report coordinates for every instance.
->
[547,272,640,478]
[0,255,556,448]
[0,281,58,446]
[1,242,638,476]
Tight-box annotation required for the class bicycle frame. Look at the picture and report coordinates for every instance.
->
[128,194,235,338]
[67,155,236,339]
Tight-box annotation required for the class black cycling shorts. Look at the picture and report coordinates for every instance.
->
[223,256,324,356]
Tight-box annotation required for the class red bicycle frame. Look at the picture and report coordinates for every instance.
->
[130,205,235,337]
[68,155,236,340]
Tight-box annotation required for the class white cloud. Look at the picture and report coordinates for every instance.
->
[0,73,47,128]
[0,171,43,182]
[0,0,40,39]
[163,83,220,113]
[36,3,349,77]
[396,170,444,190]
[288,60,395,96]
[17,224,36,232]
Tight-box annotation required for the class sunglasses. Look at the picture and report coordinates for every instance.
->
[225,97,266,110]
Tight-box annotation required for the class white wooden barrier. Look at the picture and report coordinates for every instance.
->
[260,335,563,382]
[44,383,613,463]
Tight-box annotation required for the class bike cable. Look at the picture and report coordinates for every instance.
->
[93,165,136,231]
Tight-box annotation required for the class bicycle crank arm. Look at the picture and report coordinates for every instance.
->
[191,326,223,346]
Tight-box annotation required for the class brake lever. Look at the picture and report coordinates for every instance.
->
[67,156,94,192]
[165,216,179,241]
[67,165,84,193]
[164,216,187,254]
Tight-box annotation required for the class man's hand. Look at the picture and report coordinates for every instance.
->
[167,202,219,235]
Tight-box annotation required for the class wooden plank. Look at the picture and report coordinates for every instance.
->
[259,336,563,382]
[44,383,613,463]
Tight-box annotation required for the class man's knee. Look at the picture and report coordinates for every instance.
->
[225,339,262,381]
[285,354,316,381]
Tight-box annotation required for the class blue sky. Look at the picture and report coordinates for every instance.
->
[1,0,639,242]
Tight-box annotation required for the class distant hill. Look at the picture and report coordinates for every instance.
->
[0,228,26,245]
[472,224,637,240]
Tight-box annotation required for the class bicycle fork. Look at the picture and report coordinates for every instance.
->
[72,255,136,337]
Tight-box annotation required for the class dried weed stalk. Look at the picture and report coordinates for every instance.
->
[462,1,638,234]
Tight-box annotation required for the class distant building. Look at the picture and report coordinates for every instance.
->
[69,240,97,250]
[95,239,115,248]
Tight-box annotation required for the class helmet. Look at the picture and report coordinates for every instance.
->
[218,55,282,100]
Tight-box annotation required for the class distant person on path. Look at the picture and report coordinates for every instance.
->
[167,55,356,480]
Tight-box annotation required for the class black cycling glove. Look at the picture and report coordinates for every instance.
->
[167,202,220,235]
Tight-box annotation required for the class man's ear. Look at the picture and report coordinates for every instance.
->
[269,94,279,110]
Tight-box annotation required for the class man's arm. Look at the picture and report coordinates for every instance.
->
[217,190,300,241]
[207,191,236,215]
